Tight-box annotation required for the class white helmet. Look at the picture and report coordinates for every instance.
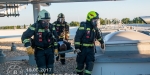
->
[37,9,50,21]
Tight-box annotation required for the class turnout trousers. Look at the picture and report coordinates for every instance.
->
[76,47,95,75]
[34,47,54,74]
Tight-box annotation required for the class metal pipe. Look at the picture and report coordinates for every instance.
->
[33,3,40,23]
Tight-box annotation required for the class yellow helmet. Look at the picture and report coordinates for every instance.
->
[37,9,50,21]
[86,11,99,21]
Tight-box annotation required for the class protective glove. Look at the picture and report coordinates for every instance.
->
[65,35,69,41]
[54,49,58,56]
[101,43,105,49]
[60,33,64,37]
[74,49,81,54]
[26,46,34,55]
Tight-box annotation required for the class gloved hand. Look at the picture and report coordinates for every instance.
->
[65,35,69,41]
[74,49,81,54]
[60,33,64,37]
[54,49,58,56]
[26,46,34,55]
[101,43,105,49]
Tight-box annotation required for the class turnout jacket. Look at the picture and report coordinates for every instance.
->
[21,22,58,49]
[53,21,69,41]
[74,22,104,49]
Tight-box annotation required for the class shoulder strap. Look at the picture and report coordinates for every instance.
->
[49,24,53,32]
[79,21,87,39]
[34,23,38,35]
[30,23,38,47]
[80,21,86,30]
[84,23,86,30]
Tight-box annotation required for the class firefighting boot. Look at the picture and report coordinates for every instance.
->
[60,59,65,65]
[77,72,83,75]
[84,73,91,75]
[56,56,59,61]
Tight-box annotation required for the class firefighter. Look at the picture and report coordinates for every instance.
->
[53,13,69,65]
[21,9,58,74]
[74,11,105,75]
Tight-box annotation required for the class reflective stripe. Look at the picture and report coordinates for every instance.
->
[52,27,55,30]
[56,24,65,26]
[59,36,64,38]
[37,47,44,50]
[29,26,35,30]
[76,69,84,72]
[82,43,94,46]
[53,23,56,25]
[38,29,45,32]
[47,29,50,32]
[54,42,57,46]
[37,45,52,50]
[57,24,60,26]
[52,35,55,39]
[93,29,95,32]
[75,42,80,45]
[38,29,50,32]
[79,27,84,30]
[86,28,90,30]
[62,24,65,26]
[84,70,91,74]
[48,45,52,48]
[98,38,102,41]
[23,39,30,44]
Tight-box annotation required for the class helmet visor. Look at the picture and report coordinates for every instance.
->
[41,19,50,23]
[92,19,100,27]
[58,18,65,23]
[41,19,50,29]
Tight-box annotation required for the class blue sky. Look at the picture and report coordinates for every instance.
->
[0,0,150,26]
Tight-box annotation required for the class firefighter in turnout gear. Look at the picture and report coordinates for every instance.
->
[21,9,58,74]
[53,13,70,65]
[74,11,105,75]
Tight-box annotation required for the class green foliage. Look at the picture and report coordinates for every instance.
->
[0,24,29,30]
[0,17,148,30]
[122,17,144,24]
[0,25,15,29]
[100,18,105,25]
[121,18,130,24]
[24,24,26,29]
[69,21,80,26]
[104,18,111,25]
[16,25,21,29]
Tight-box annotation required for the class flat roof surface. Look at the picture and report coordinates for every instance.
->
[95,54,150,63]
[104,31,150,44]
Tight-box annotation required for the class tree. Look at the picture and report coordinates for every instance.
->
[69,21,80,26]
[30,24,32,26]
[121,18,130,24]
[24,24,26,29]
[132,17,143,24]
[100,18,105,25]
[17,25,21,29]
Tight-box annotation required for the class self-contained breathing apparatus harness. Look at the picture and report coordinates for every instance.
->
[30,22,56,49]
[79,21,103,53]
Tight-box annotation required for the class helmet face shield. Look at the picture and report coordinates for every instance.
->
[41,19,50,23]
[58,18,65,23]
[40,19,50,29]
[91,19,100,28]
